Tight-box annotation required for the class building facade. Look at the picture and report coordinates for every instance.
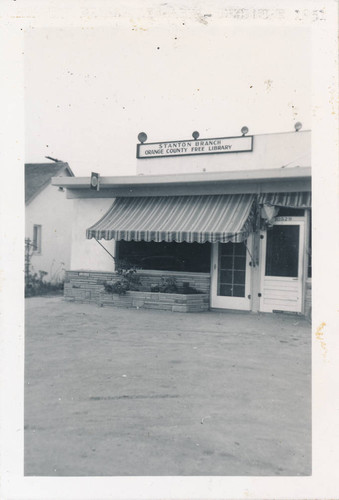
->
[25,162,74,283]
[52,130,311,316]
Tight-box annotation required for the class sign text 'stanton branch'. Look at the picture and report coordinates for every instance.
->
[137,135,253,159]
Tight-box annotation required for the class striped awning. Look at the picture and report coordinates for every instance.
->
[86,194,255,243]
[258,192,311,208]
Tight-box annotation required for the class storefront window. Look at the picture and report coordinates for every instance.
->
[118,241,211,273]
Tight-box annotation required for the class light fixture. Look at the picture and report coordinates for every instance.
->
[294,122,302,132]
[137,132,148,143]
[192,131,200,140]
[90,172,100,191]
[241,126,249,136]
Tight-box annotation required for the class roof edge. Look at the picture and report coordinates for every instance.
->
[26,162,74,204]
[52,166,311,190]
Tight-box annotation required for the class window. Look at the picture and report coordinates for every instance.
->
[277,207,305,216]
[265,225,300,277]
[32,225,42,253]
[118,241,211,273]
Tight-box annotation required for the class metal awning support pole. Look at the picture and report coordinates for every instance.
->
[95,238,116,262]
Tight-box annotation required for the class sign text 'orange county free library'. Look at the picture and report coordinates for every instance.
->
[137,135,253,159]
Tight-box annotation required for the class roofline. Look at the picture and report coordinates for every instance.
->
[64,163,75,177]
[26,162,74,204]
[241,129,311,138]
[52,167,311,190]
[25,161,74,175]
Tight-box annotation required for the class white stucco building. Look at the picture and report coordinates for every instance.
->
[52,129,311,316]
[25,162,74,283]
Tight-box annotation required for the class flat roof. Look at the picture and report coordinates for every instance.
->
[52,166,311,190]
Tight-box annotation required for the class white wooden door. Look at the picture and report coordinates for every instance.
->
[259,219,304,313]
[210,238,252,310]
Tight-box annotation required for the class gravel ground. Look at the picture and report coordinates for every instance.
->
[25,296,311,476]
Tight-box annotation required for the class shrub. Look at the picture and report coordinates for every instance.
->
[24,238,64,297]
[182,282,201,294]
[104,259,142,295]
[104,280,129,296]
[104,265,203,296]
[25,270,64,297]
[150,276,179,293]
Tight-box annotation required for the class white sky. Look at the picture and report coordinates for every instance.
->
[25,24,311,176]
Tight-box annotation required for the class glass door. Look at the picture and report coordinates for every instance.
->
[211,238,252,310]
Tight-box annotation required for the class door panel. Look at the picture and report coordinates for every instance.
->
[211,239,252,310]
[260,220,304,313]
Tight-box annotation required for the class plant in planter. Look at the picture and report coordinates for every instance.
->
[104,259,141,295]
[151,276,179,293]
[150,277,202,295]
[182,281,201,294]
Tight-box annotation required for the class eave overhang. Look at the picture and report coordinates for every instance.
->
[52,167,311,199]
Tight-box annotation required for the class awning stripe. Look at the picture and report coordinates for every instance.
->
[86,194,255,243]
[258,192,311,208]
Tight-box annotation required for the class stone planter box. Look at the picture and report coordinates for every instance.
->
[64,270,211,305]
[99,290,209,313]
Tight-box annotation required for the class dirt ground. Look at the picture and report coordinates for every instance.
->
[24,296,311,476]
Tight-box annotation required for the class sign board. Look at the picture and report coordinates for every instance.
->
[137,135,253,159]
